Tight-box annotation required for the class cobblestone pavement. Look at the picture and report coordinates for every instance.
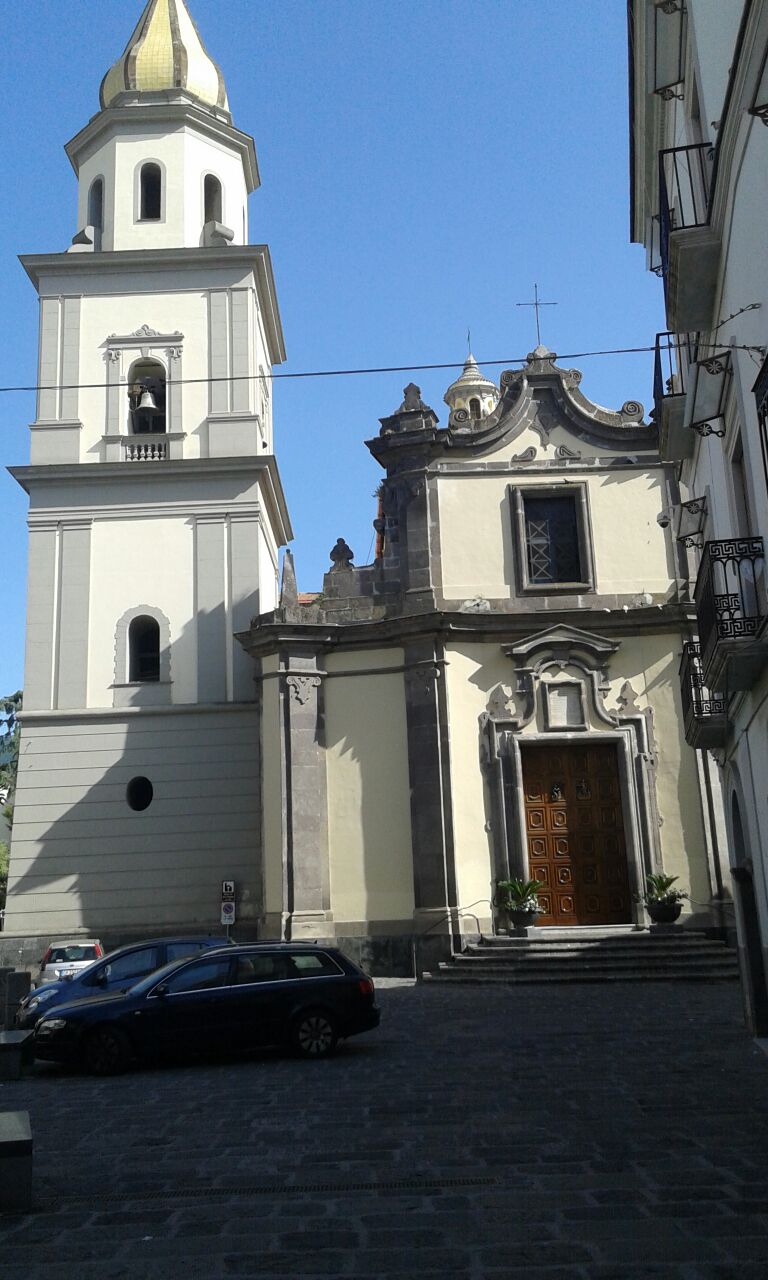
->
[1,980,767,1279]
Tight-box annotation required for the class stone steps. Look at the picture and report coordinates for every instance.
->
[422,930,739,985]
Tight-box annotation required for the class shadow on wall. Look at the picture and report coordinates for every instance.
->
[6,609,262,941]
[639,647,715,907]
[321,664,415,968]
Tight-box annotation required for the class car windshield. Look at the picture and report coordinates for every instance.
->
[47,945,98,963]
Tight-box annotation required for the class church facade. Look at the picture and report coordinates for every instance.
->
[239,351,727,970]
[4,0,727,972]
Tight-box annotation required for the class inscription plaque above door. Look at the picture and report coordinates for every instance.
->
[521,743,632,926]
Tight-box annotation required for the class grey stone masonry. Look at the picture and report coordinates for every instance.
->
[403,638,458,933]
[279,648,332,937]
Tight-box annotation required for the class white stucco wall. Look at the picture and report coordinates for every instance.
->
[5,707,261,937]
[88,516,195,707]
[75,122,249,253]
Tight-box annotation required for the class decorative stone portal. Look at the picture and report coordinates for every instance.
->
[521,742,632,926]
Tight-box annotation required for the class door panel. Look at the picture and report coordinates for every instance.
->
[522,743,632,925]
[139,957,235,1057]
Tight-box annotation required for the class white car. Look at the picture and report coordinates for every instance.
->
[37,939,104,986]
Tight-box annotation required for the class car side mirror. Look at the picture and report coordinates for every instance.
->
[96,972,109,987]
[154,984,168,998]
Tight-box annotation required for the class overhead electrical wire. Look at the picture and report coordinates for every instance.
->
[0,343,763,398]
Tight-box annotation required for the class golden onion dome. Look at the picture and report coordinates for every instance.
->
[100,0,228,114]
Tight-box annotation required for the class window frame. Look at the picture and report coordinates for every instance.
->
[509,482,595,595]
[157,956,234,997]
[88,176,105,251]
[102,946,160,984]
[135,159,166,225]
[113,604,172,704]
[128,614,161,683]
[203,172,224,226]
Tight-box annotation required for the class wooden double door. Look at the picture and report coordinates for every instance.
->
[521,743,632,926]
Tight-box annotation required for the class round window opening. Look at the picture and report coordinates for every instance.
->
[127,776,154,812]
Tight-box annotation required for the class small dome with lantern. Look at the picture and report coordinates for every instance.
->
[100,0,228,115]
[444,354,499,426]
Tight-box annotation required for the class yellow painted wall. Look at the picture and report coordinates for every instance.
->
[444,644,511,916]
[324,648,414,922]
[444,632,710,910]
[436,470,673,600]
[260,655,283,916]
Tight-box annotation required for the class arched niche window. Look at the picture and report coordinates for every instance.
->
[113,605,171,706]
[128,358,167,434]
[129,615,160,683]
[204,174,223,225]
[88,178,104,251]
[140,162,162,221]
[469,397,481,420]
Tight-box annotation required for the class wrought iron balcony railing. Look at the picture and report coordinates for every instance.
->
[658,143,714,280]
[679,641,727,749]
[694,538,768,692]
[653,331,696,413]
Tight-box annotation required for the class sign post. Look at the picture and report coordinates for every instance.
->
[220,880,236,935]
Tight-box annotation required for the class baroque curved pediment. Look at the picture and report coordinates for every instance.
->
[446,346,657,456]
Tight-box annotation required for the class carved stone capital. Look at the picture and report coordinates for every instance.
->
[286,674,321,705]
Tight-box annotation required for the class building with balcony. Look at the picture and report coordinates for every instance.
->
[629,0,768,1030]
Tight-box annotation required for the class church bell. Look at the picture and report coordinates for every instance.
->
[138,387,160,414]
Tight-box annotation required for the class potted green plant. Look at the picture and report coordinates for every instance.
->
[497,877,546,931]
[638,873,687,924]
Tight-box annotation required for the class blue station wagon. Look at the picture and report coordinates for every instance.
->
[16,935,233,1030]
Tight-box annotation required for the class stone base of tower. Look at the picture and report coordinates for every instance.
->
[3,705,263,940]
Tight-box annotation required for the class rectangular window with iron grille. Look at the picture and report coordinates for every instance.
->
[509,484,594,594]
[524,495,582,583]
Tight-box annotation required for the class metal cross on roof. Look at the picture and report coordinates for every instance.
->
[516,283,558,346]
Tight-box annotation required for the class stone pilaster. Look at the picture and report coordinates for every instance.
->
[403,639,459,937]
[279,650,333,939]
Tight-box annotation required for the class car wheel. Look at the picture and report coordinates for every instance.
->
[291,1009,338,1058]
[82,1026,131,1076]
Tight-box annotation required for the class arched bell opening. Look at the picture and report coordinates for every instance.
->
[88,177,104,251]
[139,162,162,221]
[204,174,223,225]
[469,397,482,420]
[128,358,167,434]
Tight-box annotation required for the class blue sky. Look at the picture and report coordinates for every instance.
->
[0,0,665,696]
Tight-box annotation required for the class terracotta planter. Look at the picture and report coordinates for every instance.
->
[646,900,682,924]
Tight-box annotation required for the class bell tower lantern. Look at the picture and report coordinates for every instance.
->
[67,0,258,254]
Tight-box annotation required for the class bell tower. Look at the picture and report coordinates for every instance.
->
[5,0,292,941]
